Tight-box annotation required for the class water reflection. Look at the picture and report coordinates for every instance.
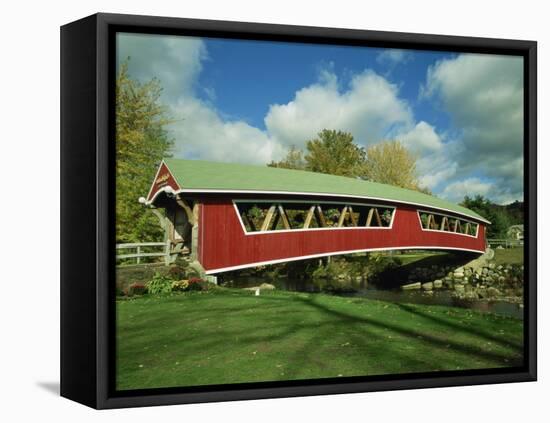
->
[224,276,523,320]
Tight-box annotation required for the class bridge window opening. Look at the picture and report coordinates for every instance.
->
[418,211,478,237]
[236,201,395,233]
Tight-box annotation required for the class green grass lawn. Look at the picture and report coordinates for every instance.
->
[396,247,524,268]
[493,247,524,265]
[116,289,523,390]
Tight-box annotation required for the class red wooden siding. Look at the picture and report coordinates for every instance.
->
[198,199,486,273]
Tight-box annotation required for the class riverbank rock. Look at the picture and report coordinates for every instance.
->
[463,249,493,272]
[404,251,523,303]
[260,283,276,290]
[401,282,421,290]
[486,287,501,298]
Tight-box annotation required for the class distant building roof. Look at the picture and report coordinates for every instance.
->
[158,158,490,223]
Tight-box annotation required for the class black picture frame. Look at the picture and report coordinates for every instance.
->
[60,12,537,409]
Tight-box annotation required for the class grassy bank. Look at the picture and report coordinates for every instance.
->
[116,289,523,390]
[493,247,524,265]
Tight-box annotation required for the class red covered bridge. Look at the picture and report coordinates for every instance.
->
[141,159,489,274]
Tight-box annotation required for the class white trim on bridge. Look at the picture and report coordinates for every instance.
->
[203,245,486,274]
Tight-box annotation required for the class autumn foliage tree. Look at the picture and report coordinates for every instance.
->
[363,140,421,191]
[116,60,173,243]
[269,130,427,193]
[267,145,306,170]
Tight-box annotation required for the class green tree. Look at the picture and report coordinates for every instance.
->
[460,195,512,238]
[116,60,173,243]
[268,145,306,170]
[363,140,420,190]
[304,129,366,177]
[267,131,429,193]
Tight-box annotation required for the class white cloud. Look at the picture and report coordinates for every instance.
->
[441,178,492,203]
[265,70,413,149]
[117,35,523,205]
[376,49,412,66]
[398,121,443,155]
[419,163,457,191]
[118,34,427,169]
[169,98,284,164]
[117,33,206,101]
[118,33,281,165]
[422,53,524,202]
[441,177,519,205]
[264,72,470,196]
[392,121,457,191]
[417,151,459,191]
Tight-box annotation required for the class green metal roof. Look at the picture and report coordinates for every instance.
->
[162,158,489,223]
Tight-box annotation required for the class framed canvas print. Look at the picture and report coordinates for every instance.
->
[60,13,537,409]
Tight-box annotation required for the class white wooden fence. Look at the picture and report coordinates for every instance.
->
[487,239,523,249]
[116,241,170,265]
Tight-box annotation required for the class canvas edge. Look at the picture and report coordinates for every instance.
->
[60,14,99,409]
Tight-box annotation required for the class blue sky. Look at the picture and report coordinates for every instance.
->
[117,33,524,205]
[198,39,454,131]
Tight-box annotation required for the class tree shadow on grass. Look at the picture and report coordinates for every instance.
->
[394,303,523,352]
[282,316,433,379]
[292,295,521,365]
[123,293,522,365]
[187,295,518,364]
[181,293,520,379]
[117,292,523,387]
